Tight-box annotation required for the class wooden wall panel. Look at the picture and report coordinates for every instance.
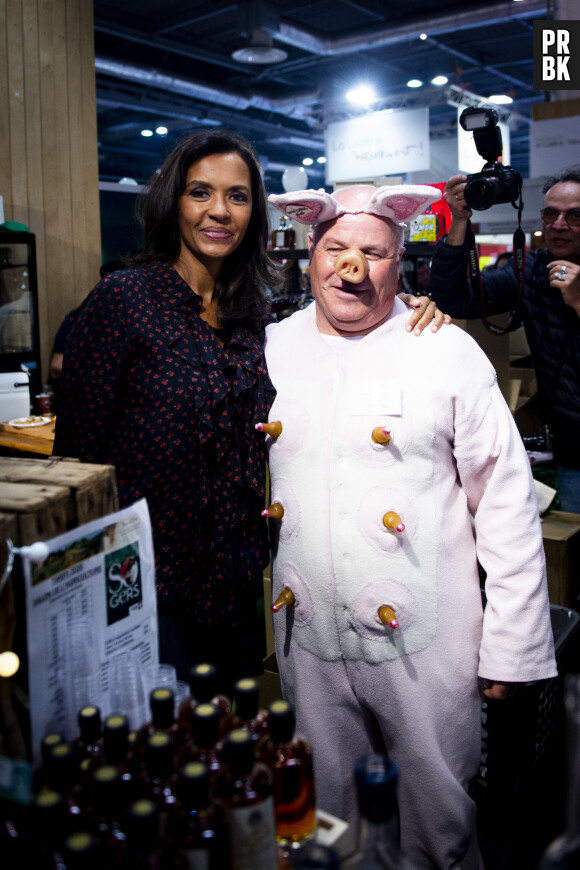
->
[1,0,101,384]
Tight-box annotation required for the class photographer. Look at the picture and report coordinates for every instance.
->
[430,165,580,511]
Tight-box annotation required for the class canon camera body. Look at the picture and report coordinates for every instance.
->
[459,106,522,211]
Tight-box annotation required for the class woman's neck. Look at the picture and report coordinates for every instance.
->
[173,256,222,330]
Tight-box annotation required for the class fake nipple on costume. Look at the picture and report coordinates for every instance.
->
[382,511,405,533]
[255,421,283,437]
[262,502,284,519]
[371,427,391,445]
[271,587,295,613]
[378,605,399,629]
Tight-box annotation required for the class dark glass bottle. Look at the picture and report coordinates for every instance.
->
[176,702,223,776]
[165,761,228,869]
[177,663,232,744]
[84,764,128,863]
[116,798,188,870]
[102,713,137,804]
[74,705,102,764]
[61,830,102,870]
[42,742,85,828]
[256,699,317,848]
[223,677,270,742]
[353,753,419,869]
[132,687,178,772]
[32,731,65,793]
[23,789,70,869]
[214,727,279,870]
[138,731,179,833]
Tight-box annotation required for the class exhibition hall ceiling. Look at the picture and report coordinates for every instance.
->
[94,0,551,190]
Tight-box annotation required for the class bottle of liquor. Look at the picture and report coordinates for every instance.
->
[176,702,224,775]
[42,742,85,827]
[538,674,580,868]
[133,686,178,771]
[214,727,279,870]
[353,753,419,869]
[115,798,188,870]
[84,765,128,863]
[256,700,317,849]
[165,761,227,869]
[74,705,102,764]
[176,663,232,743]
[223,677,270,742]
[139,732,179,833]
[272,215,295,251]
[32,731,65,793]
[24,789,71,868]
[61,830,102,870]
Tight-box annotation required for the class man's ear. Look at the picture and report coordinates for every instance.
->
[308,232,314,258]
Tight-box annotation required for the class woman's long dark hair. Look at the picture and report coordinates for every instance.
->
[127,128,280,330]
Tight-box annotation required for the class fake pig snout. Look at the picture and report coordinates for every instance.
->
[334,248,369,284]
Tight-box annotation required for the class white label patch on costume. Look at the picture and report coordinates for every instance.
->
[349,381,402,416]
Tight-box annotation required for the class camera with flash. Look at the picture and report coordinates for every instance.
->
[459,107,522,211]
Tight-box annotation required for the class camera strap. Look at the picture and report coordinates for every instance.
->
[464,195,526,336]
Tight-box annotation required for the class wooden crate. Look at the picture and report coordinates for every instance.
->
[0,456,118,546]
[0,457,118,760]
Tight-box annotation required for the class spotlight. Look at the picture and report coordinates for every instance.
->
[302,157,314,166]
[141,129,154,137]
[407,79,423,89]
[431,75,448,86]
[346,84,377,106]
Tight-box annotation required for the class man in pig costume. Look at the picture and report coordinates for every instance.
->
[261,183,557,869]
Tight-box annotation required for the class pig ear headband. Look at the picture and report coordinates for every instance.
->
[268,185,441,227]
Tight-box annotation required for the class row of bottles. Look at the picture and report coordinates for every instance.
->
[2,666,318,870]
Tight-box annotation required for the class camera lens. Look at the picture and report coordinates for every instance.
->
[464,177,497,210]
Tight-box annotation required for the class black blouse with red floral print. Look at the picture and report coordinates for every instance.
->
[53,262,275,627]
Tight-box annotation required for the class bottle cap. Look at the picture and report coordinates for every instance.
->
[268,699,295,744]
[233,678,260,720]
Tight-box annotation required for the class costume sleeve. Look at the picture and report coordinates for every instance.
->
[53,276,131,464]
[451,345,556,683]
[430,235,523,319]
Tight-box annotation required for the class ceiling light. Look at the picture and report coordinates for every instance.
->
[141,129,153,137]
[407,79,423,88]
[156,126,168,135]
[302,157,314,166]
[489,94,513,104]
[317,156,327,164]
[346,84,378,106]
[431,75,448,86]
[231,29,288,64]
[420,33,428,40]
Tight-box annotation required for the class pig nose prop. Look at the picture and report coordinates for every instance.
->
[334,248,369,284]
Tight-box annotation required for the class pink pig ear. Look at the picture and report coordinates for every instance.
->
[365,185,442,225]
[268,191,345,225]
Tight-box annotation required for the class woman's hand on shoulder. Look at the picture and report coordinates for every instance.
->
[398,294,452,335]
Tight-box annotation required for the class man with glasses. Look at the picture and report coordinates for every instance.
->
[430,165,580,512]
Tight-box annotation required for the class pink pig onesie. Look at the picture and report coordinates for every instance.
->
[263,187,557,868]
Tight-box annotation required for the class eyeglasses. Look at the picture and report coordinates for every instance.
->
[541,207,580,227]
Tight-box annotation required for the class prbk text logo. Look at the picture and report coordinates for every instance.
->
[533,20,580,89]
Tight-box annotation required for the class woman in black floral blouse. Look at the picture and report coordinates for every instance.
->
[54,129,282,694]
